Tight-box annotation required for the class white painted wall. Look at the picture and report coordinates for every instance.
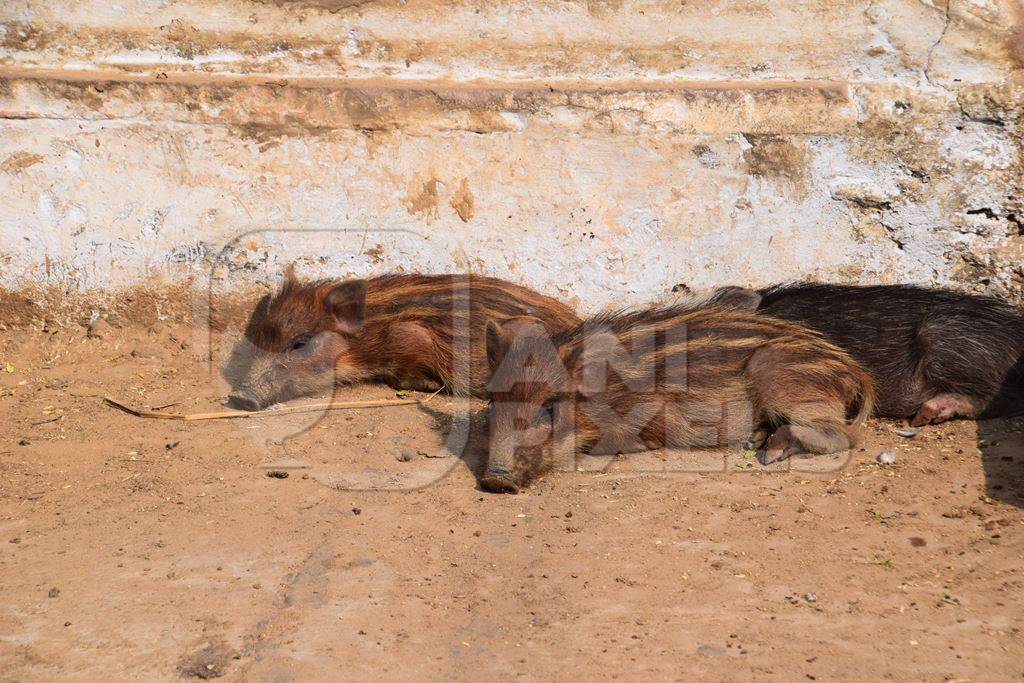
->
[1,0,1021,311]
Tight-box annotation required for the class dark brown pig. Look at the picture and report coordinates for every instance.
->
[680,283,1024,426]
[481,304,875,492]
[224,271,580,410]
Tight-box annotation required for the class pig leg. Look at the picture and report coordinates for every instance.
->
[758,424,854,464]
[744,427,770,450]
[381,321,446,393]
[745,345,861,464]
[385,373,445,393]
[910,393,981,427]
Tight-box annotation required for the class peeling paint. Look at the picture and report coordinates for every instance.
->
[404,178,440,220]
[450,178,475,223]
[0,151,43,173]
[0,0,1021,312]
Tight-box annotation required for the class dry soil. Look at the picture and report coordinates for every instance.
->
[0,322,1021,681]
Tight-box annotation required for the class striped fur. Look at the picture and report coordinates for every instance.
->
[482,304,874,492]
[224,272,580,409]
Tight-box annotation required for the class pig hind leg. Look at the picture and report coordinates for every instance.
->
[746,346,859,464]
[381,321,447,393]
[758,423,854,464]
[385,372,445,393]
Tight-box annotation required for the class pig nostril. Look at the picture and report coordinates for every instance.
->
[227,392,262,412]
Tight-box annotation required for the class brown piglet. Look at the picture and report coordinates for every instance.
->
[482,305,875,492]
[224,271,580,410]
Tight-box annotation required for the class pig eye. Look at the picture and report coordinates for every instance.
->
[289,335,313,353]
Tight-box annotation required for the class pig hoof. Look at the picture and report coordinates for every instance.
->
[745,428,770,450]
[757,446,796,465]
[756,425,808,465]
[909,406,937,427]
[758,424,853,464]
[480,467,520,494]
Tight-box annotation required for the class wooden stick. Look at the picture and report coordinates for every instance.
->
[102,396,424,421]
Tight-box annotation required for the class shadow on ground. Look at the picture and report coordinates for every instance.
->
[417,402,491,485]
[978,416,1024,508]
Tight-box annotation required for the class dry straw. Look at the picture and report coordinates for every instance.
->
[103,393,435,421]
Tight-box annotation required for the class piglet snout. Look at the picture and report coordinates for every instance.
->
[480,466,520,494]
[227,390,263,412]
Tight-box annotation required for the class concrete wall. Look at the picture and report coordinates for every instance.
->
[1,0,1022,317]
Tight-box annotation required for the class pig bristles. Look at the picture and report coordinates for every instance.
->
[102,396,424,421]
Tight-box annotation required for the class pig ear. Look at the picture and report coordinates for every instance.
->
[708,286,761,311]
[487,317,570,394]
[325,280,368,335]
[282,262,299,289]
[485,319,511,372]
[243,294,272,341]
[486,316,549,372]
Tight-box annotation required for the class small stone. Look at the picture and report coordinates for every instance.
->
[86,318,112,339]
[265,470,289,479]
[130,344,167,360]
[396,447,416,462]
[894,427,919,438]
[803,592,817,603]
[351,507,361,515]
[47,587,60,598]
[876,451,896,465]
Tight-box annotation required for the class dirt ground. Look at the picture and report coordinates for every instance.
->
[0,321,1022,681]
